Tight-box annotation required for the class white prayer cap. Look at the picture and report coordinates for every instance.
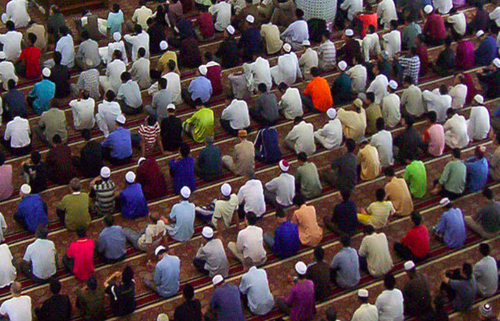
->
[345,29,354,37]
[494,58,500,68]
[116,114,126,124]
[439,197,451,207]
[0,52,6,60]
[388,80,398,90]
[113,32,122,41]
[221,183,232,196]
[480,303,493,317]
[137,157,146,165]
[42,68,51,77]
[202,226,214,238]
[20,184,31,195]
[167,104,176,110]
[100,166,111,178]
[125,171,136,183]
[283,43,292,53]
[180,186,191,198]
[301,40,311,46]
[160,40,168,50]
[423,5,433,14]
[226,25,235,35]
[358,289,369,298]
[246,15,255,24]
[157,314,169,321]
[338,60,347,71]
[279,159,290,172]
[199,65,208,76]
[476,30,485,38]
[404,260,416,271]
[474,94,484,104]
[295,261,307,275]
[327,108,337,119]
[154,245,166,256]
[212,274,224,285]
[85,58,94,66]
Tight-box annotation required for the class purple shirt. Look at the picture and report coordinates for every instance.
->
[456,41,474,71]
[0,165,13,201]
[283,279,316,321]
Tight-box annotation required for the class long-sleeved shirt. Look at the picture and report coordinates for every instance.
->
[124,31,150,61]
[265,173,295,207]
[272,52,302,86]
[118,183,149,219]
[465,157,489,193]
[281,280,316,321]
[423,13,446,41]
[281,20,309,43]
[239,267,274,316]
[367,74,388,104]
[340,0,363,20]
[285,121,316,155]
[221,99,250,130]
[101,127,133,160]
[337,108,366,143]
[272,221,299,258]
[279,87,303,120]
[399,55,420,85]
[475,36,498,66]
[28,79,55,115]
[467,106,490,141]
[168,157,196,194]
[456,40,474,70]
[423,88,452,123]
[209,1,231,31]
[444,114,469,149]
[195,238,228,277]
[303,76,333,112]
[117,80,143,108]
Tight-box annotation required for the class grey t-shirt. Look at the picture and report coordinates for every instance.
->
[473,256,498,297]
[449,278,477,311]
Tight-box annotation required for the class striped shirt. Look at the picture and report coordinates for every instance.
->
[92,179,116,215]
[398,55,420,85]
[317,40,336,71]
[138,122,160,155]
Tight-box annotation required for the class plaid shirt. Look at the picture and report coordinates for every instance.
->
[76,68,100,100]
[398,55,420,85]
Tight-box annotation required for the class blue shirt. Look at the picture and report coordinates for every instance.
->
[255,127,281,164]
[239,266,274,315]
[239,27,262,56]
[210,283,245,321]
[169,201,195,242]
[97,225,127,260]
[168,157,196,194]
[188,76,212,103]
[331,200,358,235]
[28,79,55,115]
[330,247,360,288]
[434,208,466,248]
[119,183,149,219]
[273,221,300,258]
[154,254,180,298]
[465,157,489,192]
[15,194,48,233]
[106,10,124,36]
[4,88,27,118]
[102,127,133,160]
[474,36,498,66]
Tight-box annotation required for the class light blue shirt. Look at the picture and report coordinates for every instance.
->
[28,79,55,115]
[168,201,195,242]
[188,76,212,103]
[434,207,466,249]
[330,247,360,288]
[154,254,180,298]
[107,10,124,36]
[239,266,275,315]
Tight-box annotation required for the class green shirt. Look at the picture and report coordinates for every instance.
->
[439,160,466,195]
[365,103,382,135]
[294,162,322,199]
[76,287,106,321]
[57,193,91,231]
[404,160,427,198]
[184,107,214,143]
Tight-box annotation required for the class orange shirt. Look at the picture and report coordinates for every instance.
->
[359,13,378,37]
[291,204,323,247]
[303,76,333,113]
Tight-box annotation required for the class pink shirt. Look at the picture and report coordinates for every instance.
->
[424,124,445,157]
[0,165,13,201]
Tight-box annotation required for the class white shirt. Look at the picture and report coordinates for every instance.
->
[447,12,466,36]
[382,93,401,128]
[340,0,363,20]
[0,244,16,288]
[382,30,401,58]
[490,7,500,27]
[265,173,295,206]
[444,114,469,149]
[132,5,153,30]
[70,98,96,130]
[352,303,379,321]
[279,87,303,120]
[164,72,183,104]
[0,295,32,321]
[107,40,128,65]
[367,74,388,104]
[371,130,394,168]
[245,57,272,92]
[4,117,30,148]
[221,99,251,130]
[97,100,122,134]
[0,60,18,91]
[124,31,150,61]
[358,232,393,277]
[236,225,266,262]
[363,33,381,62]
[285,121,316,155]
[433,0,453,14]
[55,34,75,68]
[375,289,404,321]
[23,238,56,280]
[271,52,302,86]
[209,1,232,31]
[467,106,491,141]
[314,119,343,149]
[229,0,245,14]
[449,84,467,109]
[281,20,309,43]
[377,0,397,29]
[299,48,319,76]
[0,30,22,61]
[347,64,367,93]
[423,88,452,123]
[105,59,127,93]
[0,213,7,243]
[401,84,424,117]
[4,0,30,28]
[238,179,266,217]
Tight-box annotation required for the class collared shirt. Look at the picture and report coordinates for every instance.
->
[294,162,322,199]
[260,23,283,55]
[385,177,414,216]
[188,76,212,103]
[92,179,115,215]
[238,179,266,216]
[439,159,466,194]
[352,303,378,321]
[474,255,498,297]
[382,30,401,58]
[444,114,469,149]
[371,130,393,168]
[404,160,427,198]
[401,84,424,117]
[132,5,153,30]
[331,247,360,288]
[399,55,420,85]
[152,89,172,122]
[184,107,214,143]
[107,10,124,35]
[281,20,309,43]
[168,157,196,194]
[98,226,126,260]
[212,194,239,228]
[221,99,250,130]
[169,201,195,242]
[70,98,95,130]
[209,1,231,31]
[119,183,149,219]
[303,76,333,112]
[315,119,342,150]
[346,64,368,93]
[97,100,121,135]
[4,116,30,147]
[118,80,142,108]
[434,207,466,248]
[272,52,302,86]
[367,74,388,104]
[376,289,404,321]
[402,225,429,258]
[102,127,133,159]
[130,57,151,89]
[76,69,100,100]
[124,31,150,61]
[239,267,274,315]
[465,157,488,193]
[285,121,316,155]
[265,173,295,207]
[195,238,229,277]
[423,88,452,123]
[19,46,41,78]
[154,254,180,298]
[292,204,323,247]
[55,34,75,67]
[57,192,91,231]
[236,225,266,262]
[255,92,280,123]
[107,40,128,65]
[29,79,55,114]
[5,0,29,28]
[279,87,303,120]
[23,238,56,280]
[366,201,395,229]
[362,33,381,62]
[76,39,100,68]
[467,106,490,141]
[0,30,22,61]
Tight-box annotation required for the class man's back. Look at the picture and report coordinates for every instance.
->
[306,260,331,301]
[478,201,500,233]
[331,247,360,288]
[76,287,105,321]
[59,193,91,231]
[80,141,102,178]
[161,115,183,151]
[0,295,32,321]
[155,254,180,297]
[295,162,322,199]
[211,283,245,321]
[37,294,71,321]
[174,299,202,321]
[403,273,432,316]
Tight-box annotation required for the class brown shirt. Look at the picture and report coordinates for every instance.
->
[384,177,414,216]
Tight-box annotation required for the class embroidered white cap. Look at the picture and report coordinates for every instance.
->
[202,226,214,238]
[439,198,450,207]
[494,58,500,68]
[212,274,224,285]
[199,65,208,76]
[20,184,31,195]
[283,43,292,53]
[423,5,433,14]
[154,245,166,256]
[404,260,416,271]
[167,104,176,110]
[157,313,170,321]
[116,114,126,124]
[100,166,111,178]
[474,94,484,104]
[302,40,311,46]
[226,25,235,35]
[0,51,6,60]
[295,261,307,275]
[279,159,290,172]
[113,32,122,41]
[476,30,485,37]
[246,15,255,23]
[358,289,369,298]
[338,60,347,71]
[160,40,168,50]
[480,303,493,317]
[345,29,354,37]
[221,183,232,196]
[137,157,146,165]
[125,171,136,183]
[180,186,191,198]
[388,80,398,90]
[42,68,51,77]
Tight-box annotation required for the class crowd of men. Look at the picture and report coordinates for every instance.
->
[1,0,500,320]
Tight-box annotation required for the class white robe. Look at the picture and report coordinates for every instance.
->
[271,52,302,86]
[467,106,491,141]
[444,114,469,149]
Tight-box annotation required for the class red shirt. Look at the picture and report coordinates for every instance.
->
[358,13,378,37]
[197,12,214,39]
[67,238,95,281]
[136,157,168,200]
[402,225,429,259]
[416,44,429,76]
[206,63,222,96]
[423,13,446,41]
[19,46,41,79]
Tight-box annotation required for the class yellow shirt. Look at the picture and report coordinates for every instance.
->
[358,144,380,181]
[337,108,367,142]
[291,205,323,247]
[157,51,180,74]
[384,177,414,216]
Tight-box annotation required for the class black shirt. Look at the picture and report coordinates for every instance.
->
[179,37,202,68]
[105,282,136,316]
[436,48,455,76]
[35,294,72,321]
[394,127,425,163]
[50,64,71,98]
[23,162,47,193]
[331,200,358,235]
[80,141,103,178]
[331,152,358,192]
[305,261,332,301]
[148,22,166,56]
[174,299,203,321]
[3,88,27,120]
[215,37,240,68]
[478,69,500,99]
[161,115,183,151]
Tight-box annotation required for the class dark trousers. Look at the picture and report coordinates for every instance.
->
[192,258,209,275]
[102,148,132,166]
[1,138,32,156]
[62,255,74,274]
[220,119,251,137]
[277,297,292,316]
[118,100,143,115]
[181,88,196,108]
[301,94,319,113]
[249,109,277,127]
[20,260,52,284]
[393,242,428,262]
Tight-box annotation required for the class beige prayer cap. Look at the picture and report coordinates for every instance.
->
[354,98,363,108]
[157,313,169,321]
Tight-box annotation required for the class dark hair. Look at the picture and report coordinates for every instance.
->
[50,279,61,294]
[439,84,448,95]
[52,134,62,145]
[81,30,90,40]
[411,211,422,226]
[314,246,325,261]
[390,20,398,30]
[31,151,41,164]
[404,115,415,127]
[276,206,285,218]
[278,82,288,92]
[367,24,375,34]
[375,117,385,131]
[104,215,114,227]
[6,20,15,31]
[346,138,356,152]
[159,77,167,89]
[246,212,257,225]
[404,76,413,85]
[86,276,98,291]
[28,33,37,45]
[76,228,87,238]
[310,67,320,77]
[479,243,490,256]
[444,36,452,47]
[204,51,213,62]
[53,51,62,65]
[167,60,177,71]
[340,188,351,201]
[376,188,385,201]
[384,167,395,177]
[113,49,123,60]
[340,235,351,247]
[427,111,437,123]
[36,225,49,239]
[258,83,267,93]
[60,26,69,36]
[0,152,4,166]
[147,115,157,126]
[295,9,304,18]
[82,129,91,141]
[452,148,461,159]
[7,79,16,90]
[134,24,143,34]
[183,283,195,300]
[138,47,146,57]
[483,187,493,200]
[325,307,338,321]
[463,263,473,279]
[122,266,134,285]
[194,98,204,107]
[293,116,303,124]
[364,225,375,234]
[366,92,375,103]
[113,3,120,12]
[106,90,116,102]
[297,152,307,162]
[121,71,132,82]
[180,143,190,157]
[384,274,396,290]
[293,194,306,206]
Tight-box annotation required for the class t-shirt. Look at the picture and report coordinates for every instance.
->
[358,232,393,277]
[402,225,429,259]
[282,280,316,321]
[137,221,166,251]
[331,247,360,288]
[366,201,395,228]
[105,282,136,316]
[0,244,16,288]
[57,193,91,231]
[210,284,245,321]
[67,238,95,281]
[474,256,498,297]
[138,122,160,155]
[0,296,32,321]
[449,278,477,311]
[403,160,427,198]
[23,238,56,280]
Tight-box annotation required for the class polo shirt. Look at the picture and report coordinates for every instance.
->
[119,183,149,219]
[101,127,133,160]
[331,200,358,235]
[92,179,115,215]
[169,201,195,242]
[168,157,196,194]
[331,247,360,288]
[303,76,333,112]
[57,193,91,231]
[439,160,466,195]
[210,284,245,321]
[402,225,429,258]
[15,194,48,233]
[273,221,300,258]
[23,238,56,280]
[188,76,212,103]
[184,107,214,143]
[404,160,427,198]
[465,157,488,193]
[97,226,127,260]
[154,254,180,298]
[19,46,41,78]
[67,238,95,281]
[239,267,274,315]
[434,207,466,248]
